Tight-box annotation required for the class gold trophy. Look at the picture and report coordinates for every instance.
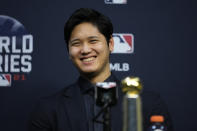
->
[122,77,143,131]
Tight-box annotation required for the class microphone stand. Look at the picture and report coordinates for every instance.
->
[103,103,111,131]
[93,100,111,131]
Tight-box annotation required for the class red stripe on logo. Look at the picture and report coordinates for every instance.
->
[123,35,132,48]
[5,74,11,83]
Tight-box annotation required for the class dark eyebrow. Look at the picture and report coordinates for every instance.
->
[88,36,99,39]
[70,36,99,43]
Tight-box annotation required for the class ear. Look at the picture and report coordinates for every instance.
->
[108,36,114,52]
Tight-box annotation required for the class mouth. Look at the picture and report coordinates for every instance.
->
[80,56,97,63]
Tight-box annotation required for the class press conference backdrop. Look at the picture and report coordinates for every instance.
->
[0,0,196,131]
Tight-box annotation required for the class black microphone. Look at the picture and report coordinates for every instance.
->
[95,82,118,107]
[94,82,118,131]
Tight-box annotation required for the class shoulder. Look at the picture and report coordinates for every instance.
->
[28,83,78,130]
[29,83,77,120]
[32,82,78,113]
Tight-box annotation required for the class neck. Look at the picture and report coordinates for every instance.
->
[80,68,111,84]
[90,71,111,84]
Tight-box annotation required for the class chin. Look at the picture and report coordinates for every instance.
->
[80,66,98,73]
[81,70,96,75]
[79,69,99,77]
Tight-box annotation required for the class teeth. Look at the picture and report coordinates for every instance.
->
[82,57,95,62]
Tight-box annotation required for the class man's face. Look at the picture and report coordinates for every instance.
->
[68,22,114,77]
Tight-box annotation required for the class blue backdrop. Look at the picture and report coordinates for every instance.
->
[0,0,197,131]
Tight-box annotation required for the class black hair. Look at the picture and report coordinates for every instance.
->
[64,8,113,49]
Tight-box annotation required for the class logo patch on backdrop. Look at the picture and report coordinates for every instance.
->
[112,33,134,54]
[0,15,33,87]
[105,0,127,4]
[0,74,11,87]
[110,63,130,72]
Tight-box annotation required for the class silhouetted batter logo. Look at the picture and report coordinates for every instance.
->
[0,15,33,87]
[105,0,127,4]
[0,74,11,87]
[112,33,134,54]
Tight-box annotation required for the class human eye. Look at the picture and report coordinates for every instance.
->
[89,39,98,44]
[70,41,81,47]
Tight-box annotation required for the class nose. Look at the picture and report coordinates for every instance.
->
[81,43,91,54]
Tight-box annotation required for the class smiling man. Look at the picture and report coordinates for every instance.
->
[68,22,114,83]
[29,8,173,131]
[64,8,115,84]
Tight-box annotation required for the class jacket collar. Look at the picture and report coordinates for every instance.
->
[63,72,120,97]
[75,72,120,94]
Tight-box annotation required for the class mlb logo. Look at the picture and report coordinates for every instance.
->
[112,33,134,54]
[0,74,11,87]
[105,0,127,4]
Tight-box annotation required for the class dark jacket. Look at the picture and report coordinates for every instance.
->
[28,76,173,131]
